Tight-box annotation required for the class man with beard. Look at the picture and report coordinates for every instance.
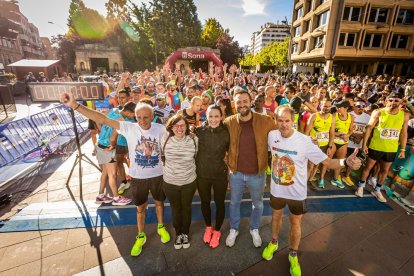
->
[356,92,409,202]
[224,90,277,248]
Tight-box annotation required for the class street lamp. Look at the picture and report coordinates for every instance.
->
[47,21,66,33]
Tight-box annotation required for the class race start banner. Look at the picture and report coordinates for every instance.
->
[28,82,104,102]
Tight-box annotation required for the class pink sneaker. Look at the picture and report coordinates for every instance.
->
[203,226,213,244]
[112,196,132,206]
[95,195,113,204]
[209,230,221,249]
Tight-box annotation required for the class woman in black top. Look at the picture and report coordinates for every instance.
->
[194,105,230,249]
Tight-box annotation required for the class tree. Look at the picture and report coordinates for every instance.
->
[201,18,224,48]
[105,0,128,21]
[216,32,243,65]
[238,38,289,68]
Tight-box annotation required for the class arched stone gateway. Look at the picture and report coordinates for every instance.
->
[164,47,222,71]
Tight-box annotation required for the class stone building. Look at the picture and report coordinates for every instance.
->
[75,44,124,74]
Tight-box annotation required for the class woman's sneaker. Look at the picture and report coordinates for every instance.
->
[318,179,325,189]
[174,234,183,249]
[182,234,190,249]
[331,178,345,189]
[203,226,213,244]
[343,176,355,186]
[95,195,113,204]
[112,196,132,206]
[209,230,221,249]
[118,181,131,195]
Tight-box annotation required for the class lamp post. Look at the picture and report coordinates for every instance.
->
[47,21,66,34]
[282,17,292,75]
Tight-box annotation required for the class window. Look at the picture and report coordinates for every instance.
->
[302,40,309,52]
[314,35,325,49]
[338,33,357,47]
[363,34,383,48]
[343,7,361,21]
[368,8,388,23]
[304,20,311,33]
[295,26,301,37]
[390,35,409,49]
[396,10,414,25]
[296,7,303,20]
[114,63,119,71]
[292,43,298,54]
[318,11,329,27]
[80,62,85,71]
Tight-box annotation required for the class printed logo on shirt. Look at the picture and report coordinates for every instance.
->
[134,136,160,168]
[380,128,400,140]
[271,153,295,186]
[354,123,366,134]
[316,132,329,143]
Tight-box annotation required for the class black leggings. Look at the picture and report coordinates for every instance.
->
[197,176,228,231]
[163,180,196,235]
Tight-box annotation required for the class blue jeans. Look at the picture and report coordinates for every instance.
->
[229,171,266,230]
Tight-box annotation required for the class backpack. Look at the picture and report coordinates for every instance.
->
[161,134,197,165]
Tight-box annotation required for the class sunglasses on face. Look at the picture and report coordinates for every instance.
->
[156,99,164,101]
[355,104,366,108]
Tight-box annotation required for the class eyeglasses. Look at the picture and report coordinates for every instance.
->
[355,104,366,108]
[173,124,186,129]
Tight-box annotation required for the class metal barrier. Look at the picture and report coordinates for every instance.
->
[0,105,88,168]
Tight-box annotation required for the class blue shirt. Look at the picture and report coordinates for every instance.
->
[98,109,123,146]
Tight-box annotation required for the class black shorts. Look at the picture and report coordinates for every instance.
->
[270,195,307,215]
[116,145,128,155]
[368,148,396,163]
[88,119,97,130]
[334,143,348,150]
[130,175,166,206]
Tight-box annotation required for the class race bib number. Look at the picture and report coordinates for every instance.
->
[380,128,400,140]
[316,132,329,143]
[354,123,365,134]
[334,132,346,144]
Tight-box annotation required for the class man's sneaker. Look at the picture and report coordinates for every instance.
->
[157,225,171,243]
[371,190,387,203]
[343,176,355,187]
[182,234,190,249]
[368,177,377,189]
[118,181,131,195]
[262,241,278,261]
[174,234,183,249]
[355,187,364,198]
[131,233,146,256]
[209,230,221,249]
[226,229,239,247]
[318,179,325,189]
[112,196,132,206]
[250,229,262,247]
[203,226,213,244]
[95,195,113,204]
[331,178,345,189]
[289,254,302,276]
[266,166,271,176]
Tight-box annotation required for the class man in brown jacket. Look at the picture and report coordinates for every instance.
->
[224,90,277,248]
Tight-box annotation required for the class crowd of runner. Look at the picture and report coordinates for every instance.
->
[58,63,414,276]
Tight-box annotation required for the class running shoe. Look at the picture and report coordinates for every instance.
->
[262,241,278,261]
[250,229,262,247]
[289,254,302,276]
[157,224,171,244]
[95,195,113,204]
[368,177,377,189]
[131,232,146,257]
[182,234,190,249]
[209,230,221,249]
[355,187,363,198]
[318,179,325,189]
[331,178,345,189]
[112,196,132,206]
[117,181,131,195]
[371,190,387,203]
[174,234,183,249]
[343,176,355,187]
[266,166,271,176]
[226,229,239,247]
[203,226,213,244]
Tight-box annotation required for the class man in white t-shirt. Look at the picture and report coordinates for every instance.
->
[60,93,171,258]
[343,98,371,187]
[262,106,361,276]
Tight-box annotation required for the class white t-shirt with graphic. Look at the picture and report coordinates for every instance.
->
[348,111,371,149]
[118,121,165,179]
[268,130,327,200]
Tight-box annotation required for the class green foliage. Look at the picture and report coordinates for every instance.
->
[239,38,289,68]
[201,18,224,48]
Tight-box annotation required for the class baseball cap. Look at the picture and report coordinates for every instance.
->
[334,100,351,109]
[156,93,166,100]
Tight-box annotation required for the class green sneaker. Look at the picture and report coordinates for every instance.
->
[262,241,278,261]
[318,179,325,189]
[157,224,171,243]
[331,178,345,189]
[131,233,146,257]
[289,254,302,276]
[266,166,271,176]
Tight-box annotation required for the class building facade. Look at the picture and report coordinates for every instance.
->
[75,44,124,74]
[0,0,46,69]
[250,22,290,55]
[290,0,414,76]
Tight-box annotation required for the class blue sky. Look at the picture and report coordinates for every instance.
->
[19,0,293,46]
